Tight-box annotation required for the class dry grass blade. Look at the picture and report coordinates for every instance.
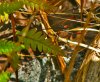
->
[75,32,100,82]
[40,10,66,74]
[65,28,100,32]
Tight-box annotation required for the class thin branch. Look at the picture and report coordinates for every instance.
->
[64,28,100,32]
[48,15,99,25]
[83,8,100,22]
[58,37,100,53]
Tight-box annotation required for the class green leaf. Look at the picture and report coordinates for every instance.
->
[31,40,37,51]
[0,71,10,82]
[10,53,19,70]
[0,0,54,16]
[33,31,42,39]
[27,29,37,37]
[24,38,30,49]
[0,1,23,15]
[0,40,22,55]
[19,29,64,55]
[38,43,42,52]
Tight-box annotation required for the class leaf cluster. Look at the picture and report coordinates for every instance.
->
[19,28,63,55]
[0,0,54,15]
[0,71,10,82]
[0,0,64,81]
[0,1,23,15]
[0,40,22,55]
[0,0,54,22]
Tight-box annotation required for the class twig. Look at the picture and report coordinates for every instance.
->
[58,37,100,53]
[83,8,100,22]
[64,28,100,32]
[48,15,99,25]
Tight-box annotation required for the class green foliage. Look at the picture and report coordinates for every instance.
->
[0,12,9,22]
[0,40,22,55]
[0,0,54,22]
[10,53,20,70]
[0,1,23,15]
[27,0,54,12]
[0,71,10,82]
[0,0,53,15]
[0,0,23,22]
[18,29,63,55]
[0,0,63,81]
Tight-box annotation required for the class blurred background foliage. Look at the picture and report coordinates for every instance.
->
[0,0,100,82]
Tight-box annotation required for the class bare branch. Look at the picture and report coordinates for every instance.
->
[58,37,100,53]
